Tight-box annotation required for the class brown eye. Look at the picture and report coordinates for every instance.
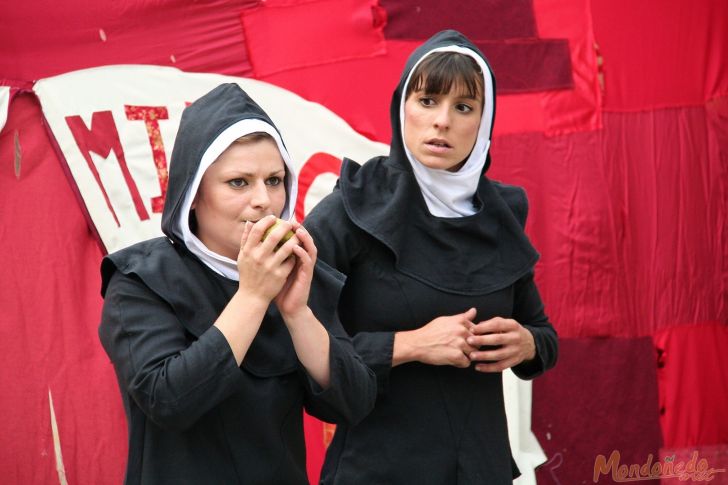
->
[266,177,282,186]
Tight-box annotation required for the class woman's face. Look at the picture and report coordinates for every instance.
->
[193,138,286,259]
[403,82,483,172]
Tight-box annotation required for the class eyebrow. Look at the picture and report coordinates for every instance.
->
[453,92,481,101]
[413,88,481,101]
[228,169,285,177]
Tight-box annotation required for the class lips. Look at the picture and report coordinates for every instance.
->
[426,138,451,147]
[424,138,452,153]
[243,214,275,223]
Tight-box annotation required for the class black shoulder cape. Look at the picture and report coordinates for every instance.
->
[338,30,539,295]
[101,237,346,377]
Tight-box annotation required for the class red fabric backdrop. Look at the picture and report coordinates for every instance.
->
[0,93,125,484]
[1,0,726,483]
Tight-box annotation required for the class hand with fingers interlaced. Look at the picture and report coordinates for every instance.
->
[393,308,478,368]
[466,317,536,373]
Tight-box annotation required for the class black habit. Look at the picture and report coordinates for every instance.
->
[98,84,377,485]
[304,30,559,484]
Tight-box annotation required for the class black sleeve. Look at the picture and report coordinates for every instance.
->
[298,258,377,424]
[304,191,396,394]
[510,271,559,379]
[98,271,245,431]
[301,331,377,425]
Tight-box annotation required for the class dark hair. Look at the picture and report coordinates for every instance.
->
[232,131,275,145]
[405,52,484,102]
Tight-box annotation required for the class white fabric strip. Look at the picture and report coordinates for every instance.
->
[399,45,495,218]
[175,118,298,281]
[0,87,10,135]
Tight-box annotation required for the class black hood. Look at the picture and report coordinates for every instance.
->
[160,83,292,246]
[102,84,336,377]
[388,29,496,175]
[336,30,539,295]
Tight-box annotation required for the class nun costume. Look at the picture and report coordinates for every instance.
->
[99,83,376,485]
[305,30,558,484]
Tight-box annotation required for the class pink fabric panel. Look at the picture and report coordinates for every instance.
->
[597,109,727,334]
[260,40,415,143]
[381,0,539,40]
[0,0,258,81]
[474,39,573,93]
[260,0,600,142]
[240,0,386,77]
[0,94,126,483]
[380,0,574,93]
[532,337,663,485]
[490,130,621,337]
[707,96,728,312]
[591,0,728,110]
[654,323,728,448]
[492,106,726,338]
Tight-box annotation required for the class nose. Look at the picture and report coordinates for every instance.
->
[432,104,450,130]
[249,180,270,210]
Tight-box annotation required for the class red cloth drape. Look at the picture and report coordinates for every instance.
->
[532,337,663,485]
[655,323,728,448]
[0,93,126,484]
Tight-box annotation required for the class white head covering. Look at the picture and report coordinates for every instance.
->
[174,118,298,281]
[399,45,495,218]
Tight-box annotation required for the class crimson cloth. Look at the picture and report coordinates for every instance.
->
[532,337,662,485]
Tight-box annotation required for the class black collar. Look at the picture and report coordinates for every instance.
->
[338,157,539,295]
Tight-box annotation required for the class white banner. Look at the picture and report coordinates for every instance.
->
[0,86,9,134]
[33,65,388,253]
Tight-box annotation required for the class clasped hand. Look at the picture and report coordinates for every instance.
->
[236,216,315,318]
[409,309,536,372]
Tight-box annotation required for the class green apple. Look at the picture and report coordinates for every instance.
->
[262,218,296,249]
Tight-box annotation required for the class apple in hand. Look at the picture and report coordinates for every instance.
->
[261,218,296,250]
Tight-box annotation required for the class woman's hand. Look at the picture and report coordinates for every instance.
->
[466,317,536,372]
[274,223,316,319]
[393,308,477,368]
[273,226,332,388]
[237,215,299,303]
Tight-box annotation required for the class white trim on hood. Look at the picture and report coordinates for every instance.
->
[399,45,495,218]
[175,118,298,281]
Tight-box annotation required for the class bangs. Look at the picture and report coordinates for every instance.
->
[406,52,484,101]
[232,131,274,145]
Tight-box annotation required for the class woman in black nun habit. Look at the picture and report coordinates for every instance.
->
[304,30,559,484]
[98,83,376,485]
